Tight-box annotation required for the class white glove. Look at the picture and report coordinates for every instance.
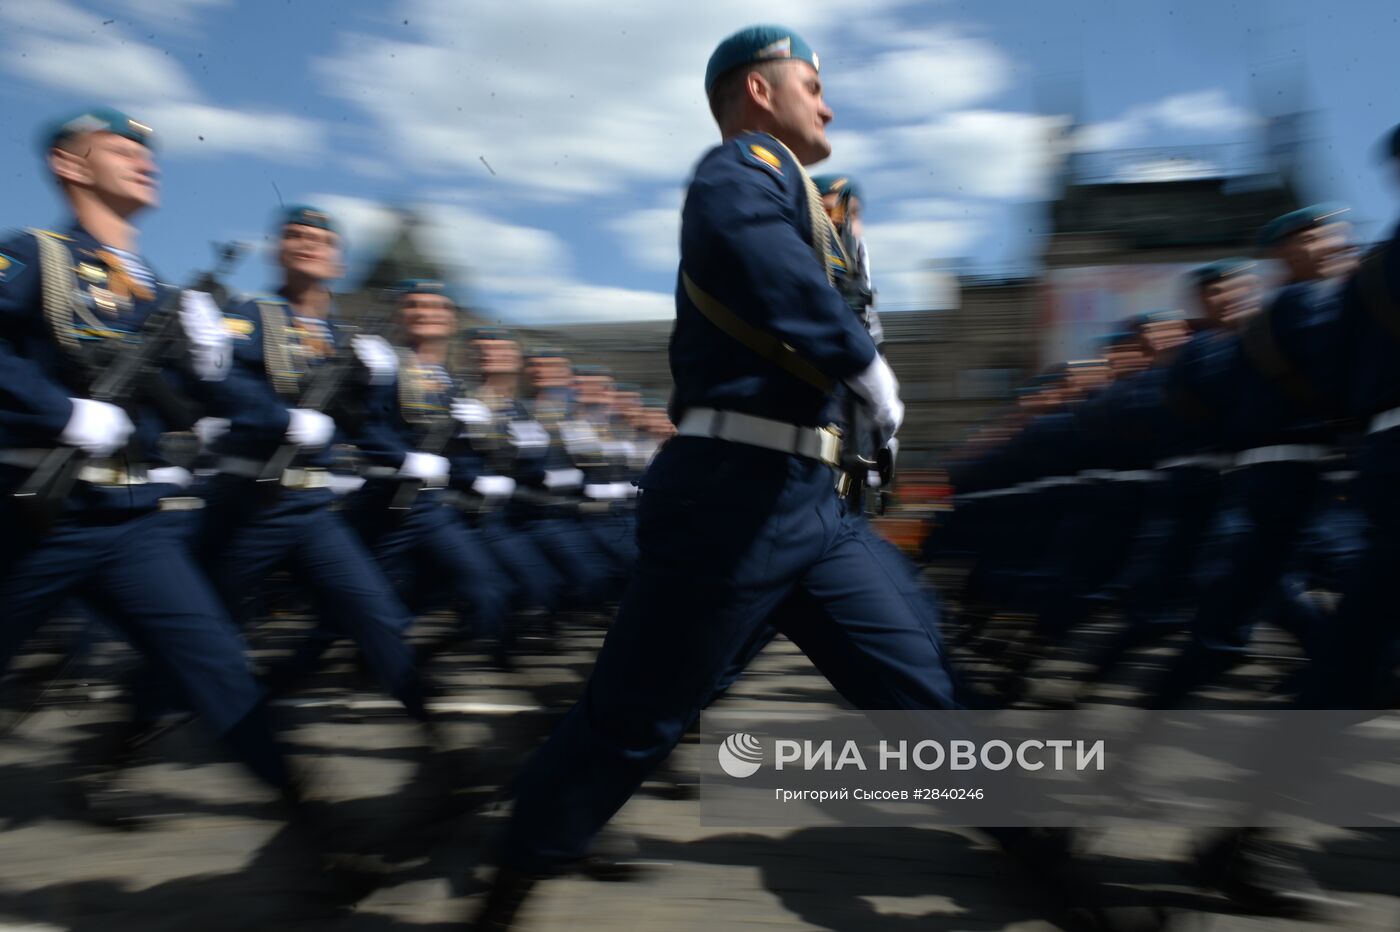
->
[285,408,335,448]
[399,451,450,485]
[351,333,398,385]
[845,355,903,443]
[193,416,230,448]
[148,465,193,488]
[61,398,135,457]
[450,397,492,426]
[543,467,584,490]
[179,290,231,381]
[472,474,517,497]
[584,481,630,500]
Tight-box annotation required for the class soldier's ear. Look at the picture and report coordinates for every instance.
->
[48,145,93,188]
[745,68,775,114]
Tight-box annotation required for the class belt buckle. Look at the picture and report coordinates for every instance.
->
[817,425,842,466]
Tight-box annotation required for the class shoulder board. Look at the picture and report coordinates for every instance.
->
[0,248,28,284]
[735,138,788,179]
[222,314,256,338]
[32,229,72,242]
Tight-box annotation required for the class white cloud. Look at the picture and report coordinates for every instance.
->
[608,188,684,272]
[833,28,1010,120]
[1150,89,1259,134]
[141,102,324,160]
[0,0,323,164]
[515,283,674,324]
[315,0,906,201]
[886,111,1067,199]
[1073,89,1259,151]
[118,0,230,30]
[5,27,198,101]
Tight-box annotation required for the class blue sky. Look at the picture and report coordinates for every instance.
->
[2,0,1396,322]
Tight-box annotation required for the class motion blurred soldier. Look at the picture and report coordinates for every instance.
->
[341,279,516,667]
[196,205,435,729]
[0,108,299,820]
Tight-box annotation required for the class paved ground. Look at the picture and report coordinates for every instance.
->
[1,593,1398,931]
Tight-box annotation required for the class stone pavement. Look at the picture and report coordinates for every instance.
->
[1,609,1398,931]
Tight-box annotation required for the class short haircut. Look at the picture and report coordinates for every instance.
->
[707,59,794,125]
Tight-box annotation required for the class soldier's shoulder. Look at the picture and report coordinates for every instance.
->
[223,294,283,337]
[695,132,797,190]
[0,229,47,287]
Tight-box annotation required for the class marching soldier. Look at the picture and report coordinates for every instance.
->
[194,205,435,727]
[0,108,299,816]
[471,25,1019,928]
[340,279,516,667]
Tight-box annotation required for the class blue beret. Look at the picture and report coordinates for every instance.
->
[42,106,154,153]
[278,204,338,235]
[613,382,641,394]
[1256,203,1349,248]
[524,346,568,359]
[811,174,863,202]
[705,25,819,94]
[573,364,611,376]
[468,326,515,342]
[1190,258,1255,288]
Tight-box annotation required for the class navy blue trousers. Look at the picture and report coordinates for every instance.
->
[0,506,288,788]
[344,486,513,640]
[195,477,425,716]
[500,439,959,871]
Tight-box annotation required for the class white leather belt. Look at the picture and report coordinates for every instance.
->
[1368,405,1400,436]
[1233,444,1330,468]
[0,449,148,486]
[677,408,842,467]
[217,456,331,490]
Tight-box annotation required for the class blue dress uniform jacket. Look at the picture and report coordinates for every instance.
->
[209,295,353,472]
[670,132,877,426]
[0,223,188,514]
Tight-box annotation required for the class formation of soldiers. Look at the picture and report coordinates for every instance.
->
[929,156,1400,917]
[2,20,1398,932]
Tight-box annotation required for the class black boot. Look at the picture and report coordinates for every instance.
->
[466,867,540,931]
[1190,827,1354,918]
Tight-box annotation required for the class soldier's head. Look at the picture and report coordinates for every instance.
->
[1191,259,1260,331]
[573,365,613,406]
[610,383,644,421]
[43,107,158,216]
[469,327,522,376]
[813,175,864,241]
[396,279,457,343]
[524,349,572,390]
[1097,331,1148,378]
[706,26,832,165]
[1132,309,1190,362]
[1258,204,1354,284]
[1065,358,1109,397]
[276,205,342,285]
